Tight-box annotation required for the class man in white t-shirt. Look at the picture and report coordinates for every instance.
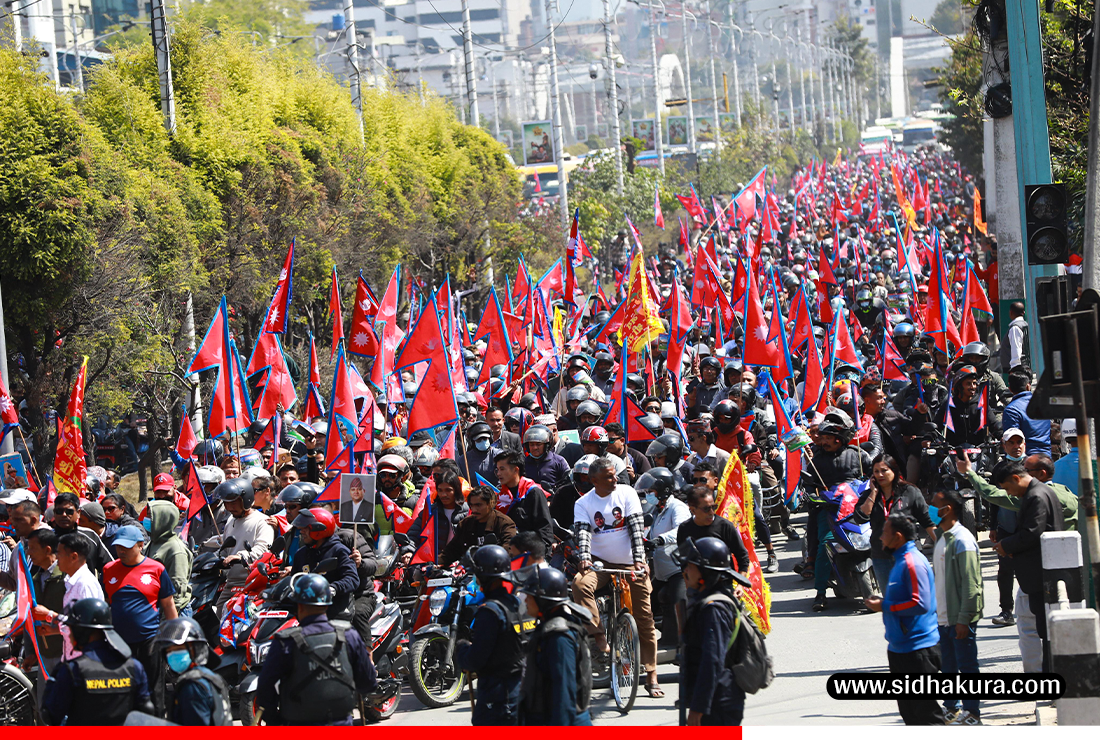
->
[571,457,663,698]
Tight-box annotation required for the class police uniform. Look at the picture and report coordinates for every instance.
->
[42,643,152,725]
[256,612,377,725]
[680,586,746,725]
[168,665,231,726]
[520,604,592,726]
[455,585,527,725]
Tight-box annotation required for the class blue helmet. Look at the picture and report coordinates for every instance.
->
[290,573,333,606]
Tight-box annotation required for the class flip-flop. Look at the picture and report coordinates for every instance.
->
[646,683,666,699]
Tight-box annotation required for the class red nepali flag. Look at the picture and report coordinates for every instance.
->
[371,266,401,393]
[329,266,344,358]
[0,375,18,447]
[743,274,780,368]
[655,185,665,229]
[303,333,326,420]
[184,461,209,522]
[473,287,514,387]
[174,411,198,466]
[395,296,459,438]
[264,239,295,334]
[348,272,380,358]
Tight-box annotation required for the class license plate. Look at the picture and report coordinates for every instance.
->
[258,611,289,619]
[427,578,452,587]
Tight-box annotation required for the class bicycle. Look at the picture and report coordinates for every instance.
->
[590,562,642,714]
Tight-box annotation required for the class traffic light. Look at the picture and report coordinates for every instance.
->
[1025,183,1069,265]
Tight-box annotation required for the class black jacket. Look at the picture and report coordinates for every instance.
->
[855,482,934,559]
[500,480,556,550]
[895,380,948,438]
[292,536,361,615]
[999,479,1065,594]
[801,445,872,492]
[873,407,908,463]
[681,587,745,724]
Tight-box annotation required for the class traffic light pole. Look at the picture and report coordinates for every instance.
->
[1004,0,1057,376]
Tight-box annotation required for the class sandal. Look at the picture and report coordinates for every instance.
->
[646,683,666,698]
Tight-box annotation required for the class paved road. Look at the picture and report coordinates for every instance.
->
[381,512,1036,727]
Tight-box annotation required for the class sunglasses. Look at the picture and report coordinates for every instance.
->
[55,508,77,517]
[102,505,120,513]
[695,504,718,513]
[692,477,709,484]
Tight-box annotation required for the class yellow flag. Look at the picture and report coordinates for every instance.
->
[714,450,772,633]
[620,249,666,353]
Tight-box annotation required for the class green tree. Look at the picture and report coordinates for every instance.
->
[929,0,964,34]
[931,31,984,178]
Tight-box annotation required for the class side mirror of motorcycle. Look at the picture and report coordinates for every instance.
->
[482,533,498,546]
[643,513,654,528]
[393,532,410,547]
[315,557,338,575]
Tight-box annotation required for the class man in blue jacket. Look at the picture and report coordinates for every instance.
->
[866,512,946,725]
[1001,370,1050,455]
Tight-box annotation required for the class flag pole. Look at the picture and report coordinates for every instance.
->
[456,422,472,481]
[17,428,42,491]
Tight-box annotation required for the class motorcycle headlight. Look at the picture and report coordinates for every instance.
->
[250,640,271,666]
[429,588,449,617]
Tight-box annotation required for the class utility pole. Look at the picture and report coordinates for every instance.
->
[784,35,795,140]
[0,279,12,456]
[706,0,720,150]
[749,15,760,107]
[590,70,599,141]
[1084,0,1100,290]
[149,0,177,136]
[462,0,480,127]
[729,20,742,127]
[545,0,569,223]
[416,41,425,103]
[648,0,666,174]
[491,63,501,140]
[343,0,365,141]
[69,9,84,93]
[681,3,696,154]
[1003,0,1057,375]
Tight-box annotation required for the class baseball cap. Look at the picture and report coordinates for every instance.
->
[112,525,145,548]
[80,501,107,528]
[1002,428,1025,442]
[152,473,175,494]
[1062,418,1077,437]
[0,489,37,505]
[196,465,225,486]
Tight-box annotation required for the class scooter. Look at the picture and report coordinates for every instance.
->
[813,480,878,602]
[406,564,482,709]
[189,551,230,646]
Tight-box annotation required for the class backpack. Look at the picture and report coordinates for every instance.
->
[702,593,774,694]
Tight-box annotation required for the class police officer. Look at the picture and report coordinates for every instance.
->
[256,573,377,725]
[455,544,528,725]
[675,537,749,726]
[514,564,593,726]
[41,598,154,726]
[156,617,231,725]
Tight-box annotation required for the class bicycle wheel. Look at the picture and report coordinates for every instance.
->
[610,611,640,713]
[591,595,611,689]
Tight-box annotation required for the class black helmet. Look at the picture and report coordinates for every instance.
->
[85,476,102,499]
[700,356,722,374]
[513,564,571,608]
[646,433,685,465]
[402,381,418,400]
[674,536,737,584]
[467,421,492,441]
[276,483,315,509]
[518,392,539,410]
[817,407,855,444]
[731,382,757,409]
[960,341,990,369]
[523,425,552,456]
[575,400,602,420]
[892,322,917,340]
[856,289,872,305]
[194,439,224,464]
[713,399,738,421]
[464,367,480,386]
[565,386,590,404]
[638,413,664,438]
[626,373,646,391]
[66,598,131,657]
[155,617,210,666]
[635,467,677,500]
[471,544,512,578]
[212,478,254,509]
[248,419,270,438]
[291,572,333,606]
[490,363,508,379]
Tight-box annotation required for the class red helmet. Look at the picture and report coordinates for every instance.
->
[581,425,609,445]
[292,507,337,542]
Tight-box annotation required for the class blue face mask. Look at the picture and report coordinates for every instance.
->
[474,438,491,453]
[165,649,193,674]
[141,518,152,533]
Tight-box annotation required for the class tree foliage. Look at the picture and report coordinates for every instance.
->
[931,31,984,178]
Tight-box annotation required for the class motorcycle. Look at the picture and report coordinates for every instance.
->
[189,551,230,647]
[922,429,994,536]
[406,564,482,708]
[811,481,878,602]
